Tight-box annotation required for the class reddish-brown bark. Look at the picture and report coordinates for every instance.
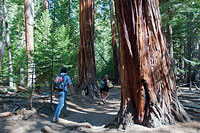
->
[114,0,190,128]
[24,0,34,56]
[43,0,49,11]
[78,0,99,98]
[24,0,35,109]
[24,0,35,89]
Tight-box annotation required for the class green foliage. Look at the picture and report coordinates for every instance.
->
[0,0,79,88]
[95,0,117,79]
[160,0,200,77]
[1,0,118,87]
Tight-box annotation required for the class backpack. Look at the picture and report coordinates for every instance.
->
[100,80,106,89]
[54,75,65,91]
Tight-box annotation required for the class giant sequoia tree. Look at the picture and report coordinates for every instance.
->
[114,0,190,128]
[78,0,99,98]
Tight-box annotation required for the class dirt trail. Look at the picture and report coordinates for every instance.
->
[0,87,200,133]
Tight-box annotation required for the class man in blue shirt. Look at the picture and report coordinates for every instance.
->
[53,67,75,122]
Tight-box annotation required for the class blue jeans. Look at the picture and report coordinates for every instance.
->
[54,91,67,119]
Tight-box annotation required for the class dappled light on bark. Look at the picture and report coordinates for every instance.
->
[114,0,190,128]
[78,0,100,99]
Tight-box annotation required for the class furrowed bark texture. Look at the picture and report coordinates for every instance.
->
[114,0,190,128]
[78,0,99,99]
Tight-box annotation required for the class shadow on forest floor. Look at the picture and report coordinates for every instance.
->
[178,87,200,122]
[0,86,200,133]
[0,87,121,132]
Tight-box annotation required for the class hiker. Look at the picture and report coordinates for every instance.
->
[53,67,75,122]
[100,75,110,103]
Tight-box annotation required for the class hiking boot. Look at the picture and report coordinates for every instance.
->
[52,117,58,123]
[102,99,106,104]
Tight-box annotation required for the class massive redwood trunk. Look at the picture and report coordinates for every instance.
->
[114,0,190,128]
[78,0,99,98]
[110,0,119,84]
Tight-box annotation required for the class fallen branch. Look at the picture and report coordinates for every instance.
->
[32,96,49,100]
[0,95,27,99]
[18,86,28,91]
[36,102,47,110]
[0,112,13,117]
[57,118,92,129]
[194,84,200,91]
[13,106,19,113]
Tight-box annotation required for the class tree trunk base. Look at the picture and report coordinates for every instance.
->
[78,81,100,99]
[112,99,191,129]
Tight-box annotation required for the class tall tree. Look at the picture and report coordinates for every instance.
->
[24,0,35,108]
[0,40,4,72]
[3,0,14,89]
[78,0,99,98]
[110,0,119,84]
[0,6,5,72]
[24,0,35,89]
[114,0,190,128]
[186,13,193,90]
[167,4,173,65]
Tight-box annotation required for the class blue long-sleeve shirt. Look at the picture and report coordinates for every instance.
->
[60,73,72,92]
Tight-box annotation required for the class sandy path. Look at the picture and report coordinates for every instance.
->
[0,87,200,133]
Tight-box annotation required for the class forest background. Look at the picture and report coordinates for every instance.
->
[0,0,199,91]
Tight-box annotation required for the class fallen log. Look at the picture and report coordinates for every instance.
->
[182,103,200,109]
[41,126,57,133]
[178,95,200,100]
[23,108,37,120]
[0,112,13,117]
[184,107,200,114]
[0,95,27,99]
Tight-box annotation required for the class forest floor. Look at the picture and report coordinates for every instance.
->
[0,86,200,133]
